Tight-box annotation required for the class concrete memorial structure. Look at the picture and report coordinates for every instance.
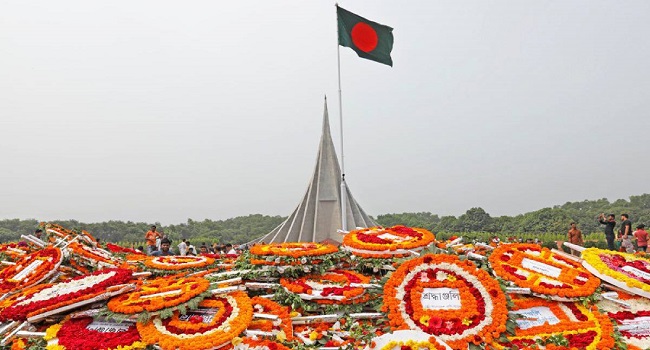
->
[256,100,375,244]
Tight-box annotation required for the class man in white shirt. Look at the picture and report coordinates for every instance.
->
[177,239,188,256]
[225,243,237,255]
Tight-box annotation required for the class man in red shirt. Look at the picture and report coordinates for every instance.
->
[634,224,648,252]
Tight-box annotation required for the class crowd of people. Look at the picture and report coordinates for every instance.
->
[595,213,647,253]
[482,213,648,257]
[563,213,647,255]
[143,225,244,257]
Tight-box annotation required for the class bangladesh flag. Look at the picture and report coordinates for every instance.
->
[337,6,394,67]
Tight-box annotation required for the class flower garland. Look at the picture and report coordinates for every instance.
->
[106,243,144,256]
[142,255,216,273]
[67,242,118,268]
[598,292,650,350]
[136,291,252,350]
[0,243,30,260]
[249,243,339,266]
[489,244,600,298]
[608,309,650,350]
[342,226,435,258]
[582,248,650,297]
[250,243,338,258]
[41,223,75,239]
[366,330,451,350]
[234,338,291,350]
[0,268,133,321]
[0,247,62,294]
[44,316,147,350]
[280,270,371,304]
[107,275,211,314]
[293,322,354,348]
[249,297,294,341]
[493,295,615,350]
[382,254,508,349]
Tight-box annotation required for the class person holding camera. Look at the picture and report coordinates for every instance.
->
[598,213,617,250]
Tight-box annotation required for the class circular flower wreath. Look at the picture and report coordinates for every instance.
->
[0,247,62,295]
[249,242,339,266]
[280,270,371,304]
[342,226,435,258]
[489,243,600,298]
[108,275,211,315]
[493,295,615,350]
[0,268,133,322]
[582,248,650,297]
[382,254,508,349]
[137,291,252,350]
[44,316,146,350]
[142,255,216,274]
[249,297,293,341]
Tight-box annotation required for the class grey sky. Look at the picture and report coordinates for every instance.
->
[1,1,649,225]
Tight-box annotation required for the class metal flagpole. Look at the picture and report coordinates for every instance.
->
[336,4,347,232]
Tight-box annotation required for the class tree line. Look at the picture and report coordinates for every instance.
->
[0,194,648,244]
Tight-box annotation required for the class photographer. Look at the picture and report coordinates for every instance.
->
[598,213,617,251]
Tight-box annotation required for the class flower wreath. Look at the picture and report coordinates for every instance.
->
[367,330,451,350]
[382,254,508,349]
[106,243,144,256]
[249,297,294,341]
[489,243,600,298]
[249,242,339,266]
[493,295,615,350]
[0,243,30,260]
[280,270,372,304]
[293,322,354,348]
[0,247,62,294]
[41,223,75,238]
[137,291,252,350]
[142,255,217,274]
[67,242,118,268]
[598,291,650,350]
[234,338,291,350]
[41,223,98,246]
[582,248,650,297]
[342,226,435,258]
[44,316,147,350]
[107,275,211,315]
[0,268,133,322]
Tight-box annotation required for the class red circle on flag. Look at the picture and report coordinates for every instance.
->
[351,22,378,53]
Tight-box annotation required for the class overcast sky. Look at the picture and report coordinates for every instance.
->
[1,1,649,225]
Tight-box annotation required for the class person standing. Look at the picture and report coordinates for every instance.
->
[598,213,617,250]
[619,214,634,253]
[145,225,162,255]
[634,224,648,252]
[567,222,584,256]
[187,241,196,256]
[178,239,188,256]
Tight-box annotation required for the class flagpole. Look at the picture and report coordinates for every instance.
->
[336,4,348,232]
